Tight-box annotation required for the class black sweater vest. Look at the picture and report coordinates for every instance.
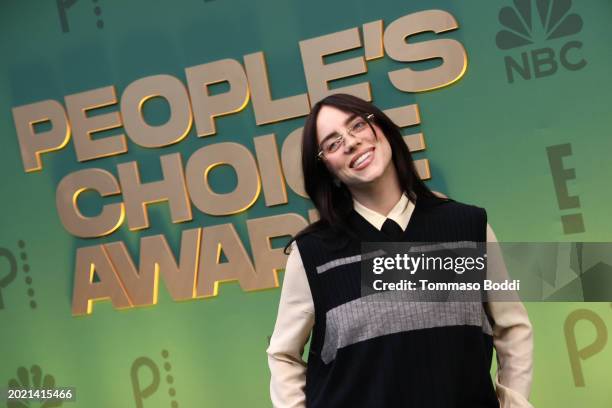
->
[296,197,499,408]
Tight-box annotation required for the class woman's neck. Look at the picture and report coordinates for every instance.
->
[349,165,402,216]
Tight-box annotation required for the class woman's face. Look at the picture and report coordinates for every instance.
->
[316,105,394,189]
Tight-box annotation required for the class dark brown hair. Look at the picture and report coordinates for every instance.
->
[286,93,447,251]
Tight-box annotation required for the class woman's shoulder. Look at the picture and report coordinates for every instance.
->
[294,221,338,245]
[293,220,353,255]
[419,194,487,219]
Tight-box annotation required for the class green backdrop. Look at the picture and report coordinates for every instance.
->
[1,0,611,407]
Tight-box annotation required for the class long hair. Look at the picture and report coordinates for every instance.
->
[286,93,447,251]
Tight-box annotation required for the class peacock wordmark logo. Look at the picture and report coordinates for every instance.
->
[495,0,586,83]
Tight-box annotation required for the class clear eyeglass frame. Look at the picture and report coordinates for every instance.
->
[317,113,375,160]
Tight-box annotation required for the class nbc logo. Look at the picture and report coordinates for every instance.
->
[495,0,586,83]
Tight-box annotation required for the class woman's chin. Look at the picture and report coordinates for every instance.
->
[344,171,385,188]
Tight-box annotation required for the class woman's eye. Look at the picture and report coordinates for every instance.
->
[352,121,366,131]
[328,140,342,151]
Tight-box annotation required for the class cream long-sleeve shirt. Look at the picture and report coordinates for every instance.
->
[267,195,534,408]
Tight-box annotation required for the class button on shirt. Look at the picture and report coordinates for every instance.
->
[266,194,534,408]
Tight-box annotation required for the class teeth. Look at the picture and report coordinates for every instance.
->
[353,151,372,167]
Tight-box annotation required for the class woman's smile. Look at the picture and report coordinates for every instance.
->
[349,147,375,170]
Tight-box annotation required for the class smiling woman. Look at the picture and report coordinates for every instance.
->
[295,93,443,240]
[315,106,396,199]
[266,94,534,408]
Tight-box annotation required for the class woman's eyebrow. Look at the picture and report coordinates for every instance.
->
[320,113,358,144]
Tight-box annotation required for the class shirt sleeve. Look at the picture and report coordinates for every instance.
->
[266,242,315,408]
[485,223,535,408]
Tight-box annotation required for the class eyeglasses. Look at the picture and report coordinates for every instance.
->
[317,114,375,159]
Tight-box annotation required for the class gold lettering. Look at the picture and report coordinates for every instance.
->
[56,168,124,238]
[362,20,384,61]
[253,134,288,206]
[104,229,201,306]
[308,209,320,223]
[121,74,193,148]
[299,27,370,104]
[139,229,201,301]
[72,244,131,316]
[246,213,308,287]
[104,241,158,307]
[383,104,425,152]
[384,10,467,92]
[185,143,261,215]
[185,59,249,137]
[65,85,127,161]
[12,100,70,172]
[244,51,310,125]
[196,223,258,297]
[117,152,192,230]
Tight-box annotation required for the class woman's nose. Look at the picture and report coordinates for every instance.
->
[343,132,361,152]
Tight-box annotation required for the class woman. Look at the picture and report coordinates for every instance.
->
[266,94,533,407]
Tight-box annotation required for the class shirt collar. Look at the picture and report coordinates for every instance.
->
[353,193,415,231]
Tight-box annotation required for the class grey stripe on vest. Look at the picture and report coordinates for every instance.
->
[321,296,493,364]
[408,241,478,253]
[316,249,386,274]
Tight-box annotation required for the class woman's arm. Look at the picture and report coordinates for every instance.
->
[266,243,315,408]
[485,224,534,408]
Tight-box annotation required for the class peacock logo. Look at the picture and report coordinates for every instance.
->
[496,0,583,49]
[7,365,64,408]
[496,0,586,83]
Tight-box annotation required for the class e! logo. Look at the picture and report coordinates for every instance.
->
[546,143,584,234]
[130,349,179,408]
